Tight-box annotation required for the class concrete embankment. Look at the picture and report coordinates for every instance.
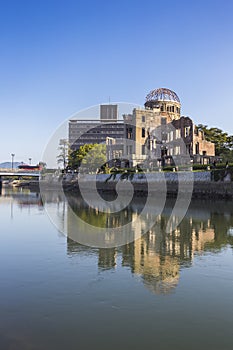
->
[60,171,233,200]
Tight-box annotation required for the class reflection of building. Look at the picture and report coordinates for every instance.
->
[98,248,117,270]
[0,188,42,207]
[121,215,215,294]
[69,88,215,167]
[64,194,224,295]
[130,235,180,294]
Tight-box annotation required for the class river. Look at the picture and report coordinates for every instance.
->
[0,187,233,350]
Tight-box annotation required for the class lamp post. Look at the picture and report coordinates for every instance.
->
[11,153,15,170]
[29,158,32,165]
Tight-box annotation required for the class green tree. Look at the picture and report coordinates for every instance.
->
[68,144,94,170]
[197,124,233,162]
[68,144,107,172]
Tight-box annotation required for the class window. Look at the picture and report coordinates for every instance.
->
[175,129,180,139]
[126,145,133,155]
[127,127,133,139]
[161,117,167,125]
[162,132,167,141]
[149,140,154,151]
[141,145,145,155]
[142,128,146,138]
[142,116,145,122]
[167,105,173,112]
[175,146,180,155]
[161,147,168,157]
[185,126,190,137]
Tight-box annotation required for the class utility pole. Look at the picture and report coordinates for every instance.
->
[11,153,15,170]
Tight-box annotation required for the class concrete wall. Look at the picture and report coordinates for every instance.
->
[193,131,215,156]
[80,171,211,183]
[68,171,232,199]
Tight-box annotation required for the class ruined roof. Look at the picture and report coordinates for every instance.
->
[145,88,180,103]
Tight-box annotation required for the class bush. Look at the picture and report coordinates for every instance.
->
[211,166,233,181]
[162,166,175,172]
[109,167,144,174]
[215,162,233,169]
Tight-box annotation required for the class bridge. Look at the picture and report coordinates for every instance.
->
[0,170,40,178]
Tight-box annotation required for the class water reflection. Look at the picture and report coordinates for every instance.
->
[64,193,233,294]
[2,188,233,295]
[0,187,42,207]
[67,222,232,295]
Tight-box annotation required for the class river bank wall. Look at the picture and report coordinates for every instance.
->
[60,171,233,200]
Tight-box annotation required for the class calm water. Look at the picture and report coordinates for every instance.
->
[0,187,233,350]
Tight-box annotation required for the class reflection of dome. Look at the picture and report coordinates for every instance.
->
[134,253,180,295]
[143,274,179,295]
[145,88,180,103]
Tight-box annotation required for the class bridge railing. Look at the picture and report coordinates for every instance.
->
[0,168,40,173]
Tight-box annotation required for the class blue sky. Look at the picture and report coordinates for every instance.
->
[0,0,233,164]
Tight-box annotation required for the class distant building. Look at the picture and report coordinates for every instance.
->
[69,119,125,151]
[69,104,124,151]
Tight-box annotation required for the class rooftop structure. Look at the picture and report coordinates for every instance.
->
[144,88,181,120]
[100,104,118,122]
[145,88,180,103]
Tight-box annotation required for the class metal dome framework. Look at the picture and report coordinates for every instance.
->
[145,88,180,103]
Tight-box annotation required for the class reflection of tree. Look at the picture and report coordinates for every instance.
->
[98,248,117,270]
[67,237,97,256]
[67,193,135,228]
[205,212,233,250]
